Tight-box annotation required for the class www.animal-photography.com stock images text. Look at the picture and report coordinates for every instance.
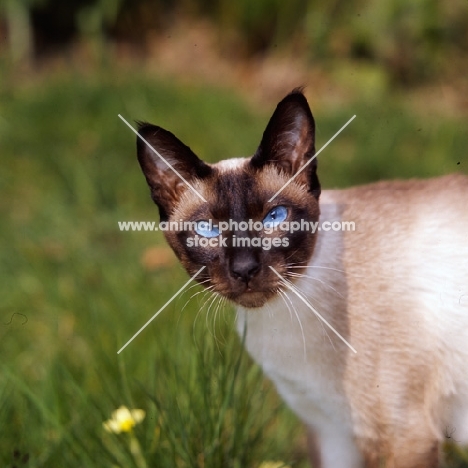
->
[2,2,468,467]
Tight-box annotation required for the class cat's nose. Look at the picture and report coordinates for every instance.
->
[230,252,260,283]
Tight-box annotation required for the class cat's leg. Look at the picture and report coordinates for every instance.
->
[307,426,363,468]
[359,435,440,468]
[390,437,440,468]
[306,428,321,468]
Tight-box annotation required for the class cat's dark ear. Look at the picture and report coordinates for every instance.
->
[250,89,320,199]
[137,123,212,220]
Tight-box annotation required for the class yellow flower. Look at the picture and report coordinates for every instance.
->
[258,462,291,468]
[103,406,145,433]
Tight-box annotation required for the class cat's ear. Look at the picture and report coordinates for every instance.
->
[250,89,320,199]
[137,123,212,220]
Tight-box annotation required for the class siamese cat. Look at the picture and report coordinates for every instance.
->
[135,89,468,468]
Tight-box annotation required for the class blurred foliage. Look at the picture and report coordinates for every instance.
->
[0,0,467,85]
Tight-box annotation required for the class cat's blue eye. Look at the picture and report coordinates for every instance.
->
[263,206,288,228]
[195,220,220,238]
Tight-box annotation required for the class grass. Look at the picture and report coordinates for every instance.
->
[0,63,467,467]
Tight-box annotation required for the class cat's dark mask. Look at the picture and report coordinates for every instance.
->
[136,89,321,308]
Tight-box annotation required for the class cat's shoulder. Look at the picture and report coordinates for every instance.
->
[324,173,468,205]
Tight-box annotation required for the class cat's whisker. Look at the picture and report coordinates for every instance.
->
[192,303,205,336]
[205,291,221,340]
[286,272,346,300]
[288,263,433,285]
[212,295,222,344]
[179,286,214,323]
[263,301,274,320]
[276,287,293,323]
[217,296,230,344]
[280,277,336,352]
[190,285,214,304]
[210,293,221,345]
[212,294,228,351]
[186,277,211,288]
[285,272,306,282]
[288,264,347,274]
[277,273,350,353]
[192,288,220,346]
[192,288,216,334]
[215,294,229,350]
[182,281,213,301]
[174,283,214,327]
[182,278,212,299]
[278,288,307,360]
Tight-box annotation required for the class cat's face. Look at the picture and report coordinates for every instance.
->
[137,90,321,308]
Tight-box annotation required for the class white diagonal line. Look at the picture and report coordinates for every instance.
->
[118,114,207,203]
[269,266,357,354]
[117,266,206,354]
[268,115,356,202]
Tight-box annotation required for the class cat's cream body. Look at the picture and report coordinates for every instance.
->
[237,175,468,467]
[135,89,468,467]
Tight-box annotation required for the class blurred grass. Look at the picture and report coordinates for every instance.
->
[0,65,467,467]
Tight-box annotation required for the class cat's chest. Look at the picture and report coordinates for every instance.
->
[236,292,352,428]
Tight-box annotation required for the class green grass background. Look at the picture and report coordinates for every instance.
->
[1,66,467,467]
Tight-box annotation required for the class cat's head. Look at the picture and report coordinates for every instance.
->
[136,89,321,308]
